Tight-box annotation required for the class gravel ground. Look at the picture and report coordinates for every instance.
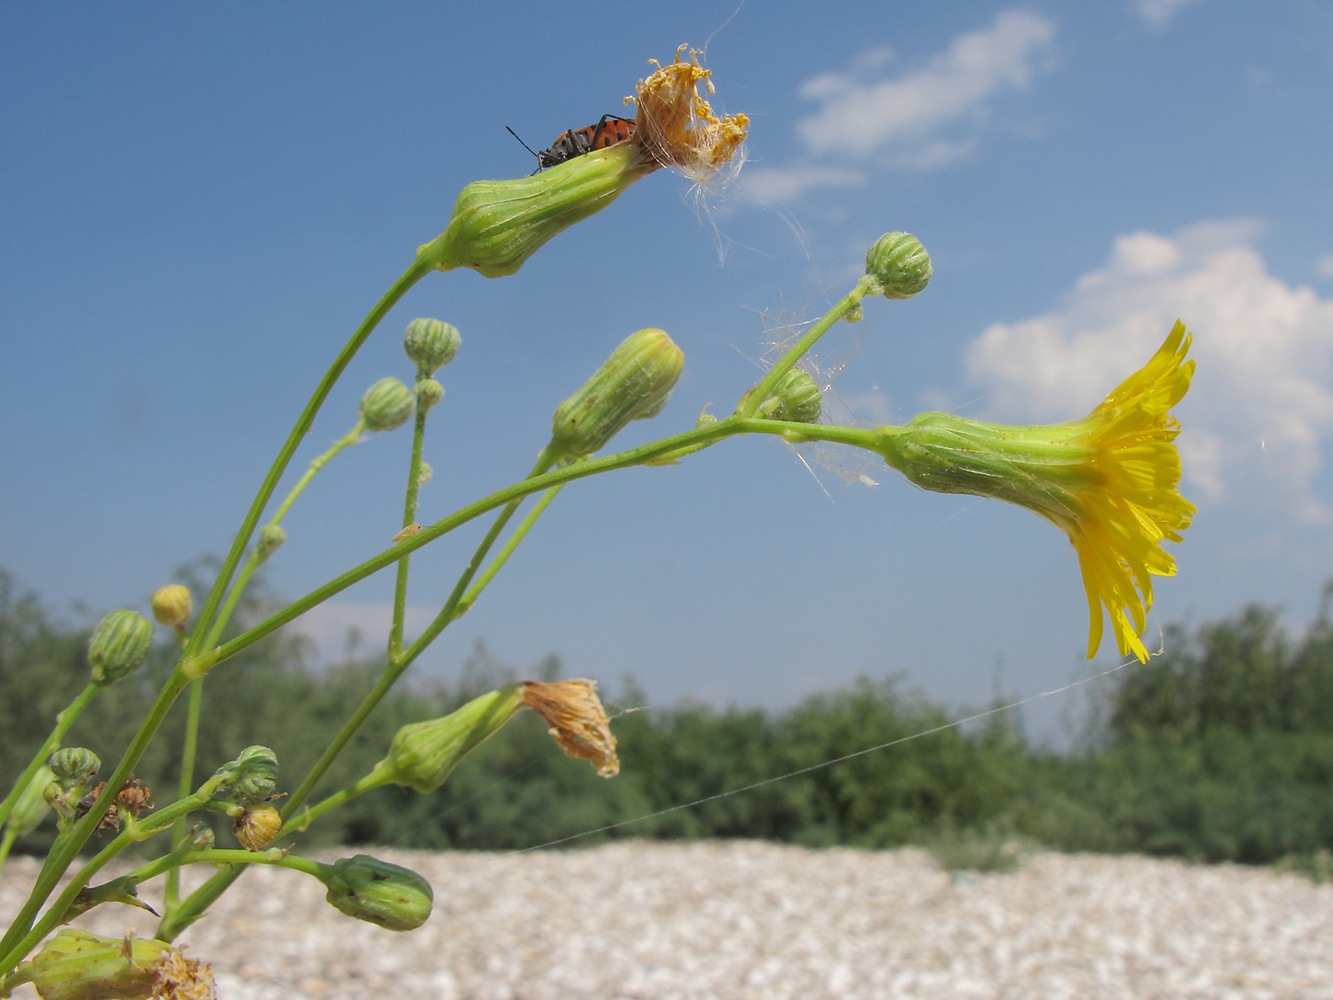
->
[3,841,1332,999]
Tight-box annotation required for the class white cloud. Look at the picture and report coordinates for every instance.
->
[735,165,866,203]
[1316,253,1333,280]
[964,221,1333,521]
[741,10,1056,203]
[1133,0,1200,29]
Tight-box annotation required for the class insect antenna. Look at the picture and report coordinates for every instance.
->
[505,125,541,163]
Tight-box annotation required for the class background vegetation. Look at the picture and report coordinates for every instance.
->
[5,565,1333,868]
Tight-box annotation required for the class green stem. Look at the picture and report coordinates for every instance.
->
[735,276,875,418]
[184,259,428,666]
[453,483,564,619]
[157,415,870,941]
[0,829,16,878]
[289,770,390,833]
[0,681,100,832]
[0,261,428,977]
[0,781,204,973]
[163,676,204,911]
[390,404,430,658]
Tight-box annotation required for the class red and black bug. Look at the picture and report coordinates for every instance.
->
[507,114,637,172]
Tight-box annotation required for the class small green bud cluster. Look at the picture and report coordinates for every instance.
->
[403,318,461,374]
[863,231,932,300]
[44,748,101,826]
[256,524,286,563]
[87,609,153,684]
[551,328,685,461]
[359,377,415,432]
[739,368,824,424]
[321,855,434,931]
[210,745,278,804]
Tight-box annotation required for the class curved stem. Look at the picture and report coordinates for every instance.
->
[390,405,430,658]
[735,277,875,418]
[185,258,429,665]
[0,259,429,978]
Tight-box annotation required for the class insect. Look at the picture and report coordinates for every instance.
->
[506,114,637,172]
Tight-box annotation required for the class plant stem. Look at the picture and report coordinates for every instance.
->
[734,276,875,418]
[163,676,204,911]
[185,259,429,667]
[390,403,430,658]
[0,259,428,977]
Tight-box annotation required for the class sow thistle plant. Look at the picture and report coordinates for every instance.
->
[0,45,1194,998]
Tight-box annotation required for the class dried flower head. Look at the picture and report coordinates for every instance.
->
[630,44,750,182]
[232,804,283,851]
[23,929,214,1000]
[521,680,620,777]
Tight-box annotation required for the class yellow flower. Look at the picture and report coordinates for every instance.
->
[874,321,1195,662]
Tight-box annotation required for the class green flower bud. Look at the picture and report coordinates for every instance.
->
[415,378,444,412]
[864,231,932,300]
[843,300,864,324]
[416,461,433,486]
[416,144,657,279]
[403,318,461,373]
[256,524,286,563]
[738,368,823,423]
[87,609,153,684]
[5,765,54,837]
[359,377,415,432]
[378,686,526,793]
[551,328,685,460]
[150,584,193,627]
[322,855,434,931]
[49,748,101,785]
[24,929,212,1000]
[211,745,278,804]
[187,824,215,850]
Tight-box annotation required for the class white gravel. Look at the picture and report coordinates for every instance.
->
[3,841,1332,999]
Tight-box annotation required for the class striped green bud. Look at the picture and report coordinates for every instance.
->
[87,609,153,684]
[416,144,657,279]
[864,231,932,300]
[415,378,444,412]
[211,745,278,804]
[378,686,526,793]
[359,377,415,432]
[403,318,461,373]
[739,368,823,423]
[551,328,685,460]
[48,748,101,785]
[322,855,434,931]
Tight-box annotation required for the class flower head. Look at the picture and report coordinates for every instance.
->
[630,44,750,181]
[874,322,1195,662]
[23,929,214,1000]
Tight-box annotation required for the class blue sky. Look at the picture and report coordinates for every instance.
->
[3,2,1332,741]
